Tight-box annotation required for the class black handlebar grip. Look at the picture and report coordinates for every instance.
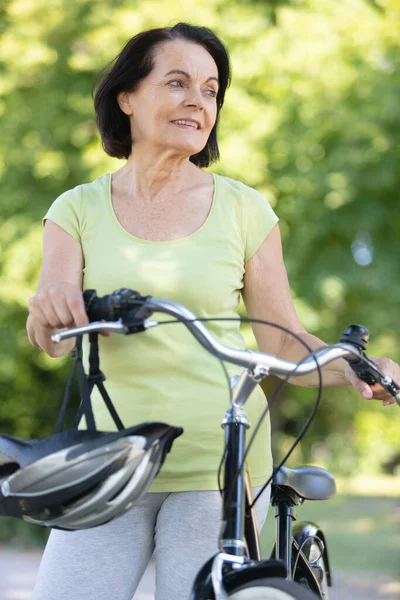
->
[83,290,115,321]
[83,288,149,322]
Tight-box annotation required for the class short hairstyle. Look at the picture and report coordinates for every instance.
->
[93,23,231,168]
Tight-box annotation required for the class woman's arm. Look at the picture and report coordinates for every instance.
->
[242,224,347,386]
[242,224,399,404]
[27,220,89,358]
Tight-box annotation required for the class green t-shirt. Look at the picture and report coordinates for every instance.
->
[44,172,279,492]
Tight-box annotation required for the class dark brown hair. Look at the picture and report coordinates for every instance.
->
[93,23,231,168]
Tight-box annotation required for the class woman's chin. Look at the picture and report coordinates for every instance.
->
[163,135,206,156]
[173,142,206,158]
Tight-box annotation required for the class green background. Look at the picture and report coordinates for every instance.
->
[0,0,399,570]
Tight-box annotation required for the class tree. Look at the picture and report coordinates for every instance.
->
[0,0,399,486]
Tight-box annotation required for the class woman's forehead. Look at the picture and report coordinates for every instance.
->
[152,41,218,78]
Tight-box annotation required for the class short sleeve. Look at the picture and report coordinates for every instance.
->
[241,184,279,262]
[43,186,82,242]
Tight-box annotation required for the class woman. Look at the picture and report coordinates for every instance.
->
[27,22,399,600]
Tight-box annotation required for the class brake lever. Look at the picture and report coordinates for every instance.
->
[352,358,400,404]
[340,325,400,406]
[51,319,158,343]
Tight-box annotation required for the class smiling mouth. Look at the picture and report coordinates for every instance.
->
[171,119,200,130]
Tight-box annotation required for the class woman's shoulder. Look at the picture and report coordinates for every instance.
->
[44,173,110,237]
[49,173,110,218]
[59,173,109,202]
[213,173,267,205]
[211,175,279,262]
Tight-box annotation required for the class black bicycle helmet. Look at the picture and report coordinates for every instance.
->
[0,422,182,530]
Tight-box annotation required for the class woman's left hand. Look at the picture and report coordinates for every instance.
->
[344,357,400,406]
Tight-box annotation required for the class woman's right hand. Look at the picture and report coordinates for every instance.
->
[28,281,89,332]
[27,281,91,356]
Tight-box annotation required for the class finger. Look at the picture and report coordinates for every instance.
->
[29,297,46,326]
[370,383,385,396]
[29,299,52,329]
[65,292,89,328]
[51,294,75,329]
[33,295,63,329]
[360,386,373,399]
[349,375,373,399]
[47,286,78,328]
[370,383,394,401]
[100,319,111,337]
[383,398,395,407]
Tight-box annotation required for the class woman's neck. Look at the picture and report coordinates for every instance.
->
[113,147,199,201]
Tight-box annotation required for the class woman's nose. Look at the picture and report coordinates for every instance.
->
[184,87,204,110]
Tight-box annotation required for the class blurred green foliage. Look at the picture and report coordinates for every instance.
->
[261,493,400,577]
[0,0,399,494]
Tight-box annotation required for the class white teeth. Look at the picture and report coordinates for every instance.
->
[172,120,198,129]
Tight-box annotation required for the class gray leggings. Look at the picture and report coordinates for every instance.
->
[32,487,270,600]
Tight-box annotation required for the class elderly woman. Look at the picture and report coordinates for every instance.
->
[27,22,399,600]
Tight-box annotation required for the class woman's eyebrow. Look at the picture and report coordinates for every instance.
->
[164,69,219,84]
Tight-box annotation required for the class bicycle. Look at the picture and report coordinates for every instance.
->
[3,288,400,599]
[51,288,399,598]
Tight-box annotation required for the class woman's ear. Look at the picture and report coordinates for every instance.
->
[117,91,133,115]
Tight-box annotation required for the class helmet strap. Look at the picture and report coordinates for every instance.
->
[86,332,124,431]
[55,335,125,433]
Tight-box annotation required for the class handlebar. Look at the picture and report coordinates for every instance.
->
[51,288,400,405]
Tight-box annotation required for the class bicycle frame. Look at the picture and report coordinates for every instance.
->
[191,383,286,598]
[190,367,327,599]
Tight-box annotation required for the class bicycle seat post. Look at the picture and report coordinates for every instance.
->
[272,486,301,580]
[276,499,296,579]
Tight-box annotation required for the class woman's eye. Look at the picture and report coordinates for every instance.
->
[205,89,217,97]
[169,80,183,87]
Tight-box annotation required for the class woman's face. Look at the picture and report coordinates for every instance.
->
[118,40,219,157]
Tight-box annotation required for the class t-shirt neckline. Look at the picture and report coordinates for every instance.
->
[106,172,218,245]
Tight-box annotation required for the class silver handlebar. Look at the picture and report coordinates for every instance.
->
[51,297,366,378]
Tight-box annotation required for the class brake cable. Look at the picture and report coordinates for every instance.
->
[74,292,399,513]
